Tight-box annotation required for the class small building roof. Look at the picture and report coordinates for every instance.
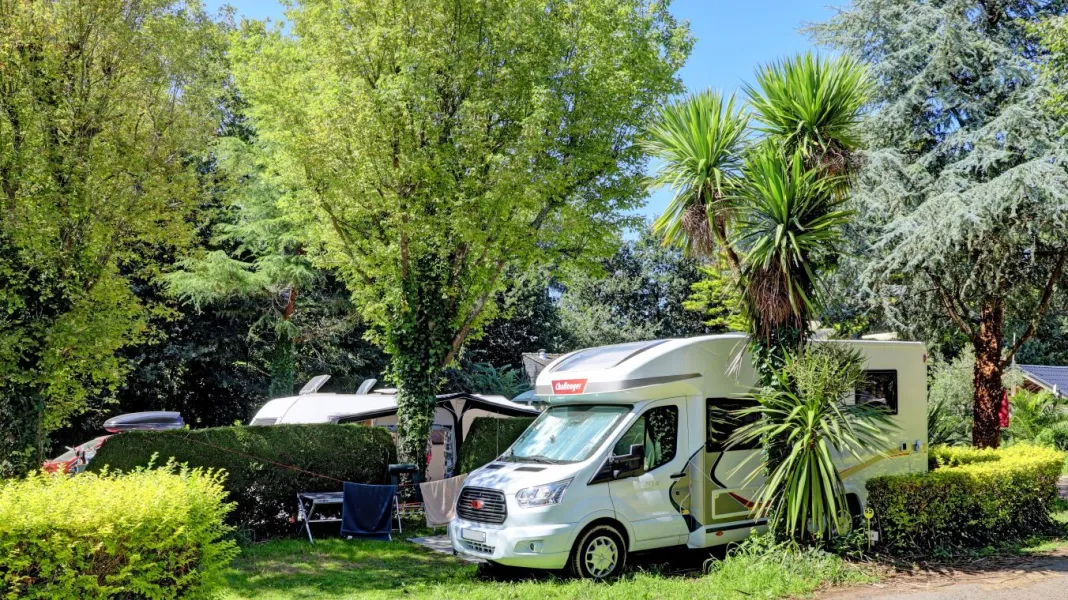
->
[1017,364,1068,398]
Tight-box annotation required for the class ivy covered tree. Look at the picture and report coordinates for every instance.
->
[231,0,690,473]
[0,0,226,474]
[813,0,1068,448]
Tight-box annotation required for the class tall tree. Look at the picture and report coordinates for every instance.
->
[232,0,690,472]
[0,0,226,474]
[813,0,1068,448]
[646,54,869,380]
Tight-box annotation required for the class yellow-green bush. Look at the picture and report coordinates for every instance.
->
[867,445,1065,552]
[0,462,238,599]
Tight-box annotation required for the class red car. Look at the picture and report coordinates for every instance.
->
[42,436,111,475]
[42,411,184,475]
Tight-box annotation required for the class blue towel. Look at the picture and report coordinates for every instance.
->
[341,482,396,541]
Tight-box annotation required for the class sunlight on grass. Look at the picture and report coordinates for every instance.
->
[221,537,873,600]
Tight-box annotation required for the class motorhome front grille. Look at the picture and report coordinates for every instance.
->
[460,539,495,555]
[456,487,507,524]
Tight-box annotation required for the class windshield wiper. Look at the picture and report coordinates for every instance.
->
[513,454,563,465]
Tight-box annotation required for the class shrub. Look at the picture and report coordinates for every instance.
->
[868,444,1065,552]
[458,417,535,473]
[90,424,396,539]
[0,463,238,599]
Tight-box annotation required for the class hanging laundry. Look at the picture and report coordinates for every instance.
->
[419,474,467,528]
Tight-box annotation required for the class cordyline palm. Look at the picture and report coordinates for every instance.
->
[731,145,853,340]
[718,345,895,542]
[644,90,749,268]
[744,54,870,188]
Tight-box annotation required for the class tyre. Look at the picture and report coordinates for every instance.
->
[568,524,627,580]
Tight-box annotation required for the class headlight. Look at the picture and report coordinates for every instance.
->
[516,478,573,508]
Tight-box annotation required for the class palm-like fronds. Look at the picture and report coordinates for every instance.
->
[718,345,896,542]
[644,90,749,259]
[744,54,870,182]
[732,145,853,336]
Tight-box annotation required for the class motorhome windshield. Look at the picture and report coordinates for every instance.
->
[502,404,629,464]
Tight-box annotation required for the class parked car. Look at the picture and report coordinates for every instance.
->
[42,436,111,475]
[42,411,185,475]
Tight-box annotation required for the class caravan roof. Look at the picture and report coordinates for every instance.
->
[249,391,537,426]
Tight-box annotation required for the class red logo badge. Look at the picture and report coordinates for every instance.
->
[471,499,484,510]
[552,379,587,394]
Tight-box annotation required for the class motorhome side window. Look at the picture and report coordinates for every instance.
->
[855,370,898,415]
[612,406,677,471]
[706,399,760,451]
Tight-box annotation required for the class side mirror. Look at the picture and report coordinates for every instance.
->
[611,443,645,479]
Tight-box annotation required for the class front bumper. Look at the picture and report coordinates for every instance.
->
[449,517,575,569]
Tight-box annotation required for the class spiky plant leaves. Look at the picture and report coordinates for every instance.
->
[744,54,870,185]
[645,90,750,260]
[731,145,853,338]
[716,344,896,542]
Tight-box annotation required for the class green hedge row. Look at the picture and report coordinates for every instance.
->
[458,417,536,473]
[90,424,396,540]
[1,464,237,599]
[867,444,1065,552]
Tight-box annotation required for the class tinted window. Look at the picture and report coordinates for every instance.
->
[856,370,898,414]
[613,406,678,471]
[706,398,761,451]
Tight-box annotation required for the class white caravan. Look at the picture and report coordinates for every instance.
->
[449,334,926,577]
[250,387,538,481]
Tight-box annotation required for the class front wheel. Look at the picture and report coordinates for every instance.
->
[569,524,627,579]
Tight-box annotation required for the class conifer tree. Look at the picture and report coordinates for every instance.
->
[813,0,1068,447]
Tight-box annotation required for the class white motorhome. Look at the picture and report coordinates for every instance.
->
[449,334,926,577]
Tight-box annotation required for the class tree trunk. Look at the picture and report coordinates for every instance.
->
[972,301,1005,449]
[394,369,440,475]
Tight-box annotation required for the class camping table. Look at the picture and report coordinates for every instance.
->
[295,492,343,544]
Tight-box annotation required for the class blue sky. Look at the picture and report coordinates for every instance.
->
[208,0,838,221]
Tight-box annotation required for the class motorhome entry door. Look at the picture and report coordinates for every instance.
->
[607,398,689,550]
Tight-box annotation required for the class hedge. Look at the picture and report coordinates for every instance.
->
[458,417,536,473]
[1,463,238,599]
[867,444,1065,552]
[90,424,396,539]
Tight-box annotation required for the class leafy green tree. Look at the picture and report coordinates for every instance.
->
[558,228,711,349]
[813,0,1068,448]
[0,0,226,474]
[165,137,323,399]
[683,256,747,333]
[231,0,690,472]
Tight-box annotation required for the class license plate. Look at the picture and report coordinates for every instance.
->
[461,528,487,543]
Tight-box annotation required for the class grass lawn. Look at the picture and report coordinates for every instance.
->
[220,536,872,600]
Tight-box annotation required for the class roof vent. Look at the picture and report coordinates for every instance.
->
[299,375,331,395]
[538,349,547,359]
[356,378,378,394]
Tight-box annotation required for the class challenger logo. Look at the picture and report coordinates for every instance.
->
[470,499,484,510]
[552,379,587,394]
